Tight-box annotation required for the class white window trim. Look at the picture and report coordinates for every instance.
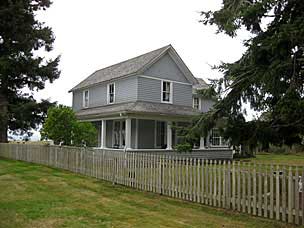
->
[112,119,125,148]
[209,128,227,147]
[193,97,200,110]
[161,80,173,104]
[139,75,192,86]
[107,82,115,104]
[82,90,89,108]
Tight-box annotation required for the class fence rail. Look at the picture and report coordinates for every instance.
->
[0,143,303,225]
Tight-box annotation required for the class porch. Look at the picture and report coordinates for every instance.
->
[92,117,228,151]
[76,101,230,156]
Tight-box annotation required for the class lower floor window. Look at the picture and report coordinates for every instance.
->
[210,128,227,146]
[155,121,167,149]
[193,97,199,109]
[113,120,125,148]
[211,129,220,146]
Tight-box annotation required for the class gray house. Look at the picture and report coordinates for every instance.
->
[70,45,229,155]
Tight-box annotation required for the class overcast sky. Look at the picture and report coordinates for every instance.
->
[29,0,249,140]
[34,0,249,106]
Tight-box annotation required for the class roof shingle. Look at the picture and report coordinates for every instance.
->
[193,77,209,90]
[76,101,199,120]
[70,45,171,91]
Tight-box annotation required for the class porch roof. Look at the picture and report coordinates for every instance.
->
[76,101,200,120]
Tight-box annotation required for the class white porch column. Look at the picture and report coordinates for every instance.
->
[101,119,106,148]
[125,118,132,150]
[199,137,205,149]
[166,121,172,150]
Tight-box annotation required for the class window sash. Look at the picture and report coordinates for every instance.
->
[108,83,115,104]
[163,91,170,102]
[162,81,172,103]
[210,128,227,146]
[212,130,221,146]
[109,84,114,93]
[163,82,170,92]
[83,90,89,108]
[193,97,199,109]
[113,120,125,148]
[109,93,114,103]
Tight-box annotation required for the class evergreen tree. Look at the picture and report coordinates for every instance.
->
[0,0,60,142]
[197,0,304,150]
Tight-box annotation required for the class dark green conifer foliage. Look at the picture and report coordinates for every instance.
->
[194,0,304,152]
[0,0,60,142]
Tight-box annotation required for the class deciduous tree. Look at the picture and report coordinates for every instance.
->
[41,105,97,147]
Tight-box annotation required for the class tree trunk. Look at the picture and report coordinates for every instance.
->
[0,92,8,143]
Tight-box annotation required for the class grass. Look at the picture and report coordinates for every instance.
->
[241,152,304,166]
[0,158,300,228]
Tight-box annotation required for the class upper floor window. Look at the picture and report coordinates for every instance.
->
[83,90,89,108]
[193,97,200,109]
[161,81,172,103]
[107,83,115,104]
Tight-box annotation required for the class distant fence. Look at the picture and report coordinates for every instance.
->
[0,143,303,225]
[128,148,233,160]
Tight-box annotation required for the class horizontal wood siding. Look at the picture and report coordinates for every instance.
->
[173,83,192,107]
[201,98,215,113]
[72,77,138,110]
[143,53,189,83]
[138,77,192,106]
[115,77,138,103]
[137,77,161,103]
[72,90,83,111]
[89,84,107,107]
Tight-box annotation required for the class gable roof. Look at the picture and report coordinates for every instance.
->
[69,44,199,92]
[193,77,209,90]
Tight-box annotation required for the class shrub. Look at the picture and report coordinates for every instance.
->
[41,105,97,147]
[175,143,192,153]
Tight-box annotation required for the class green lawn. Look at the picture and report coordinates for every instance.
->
[242,152,304,166]
[0,159,299,228]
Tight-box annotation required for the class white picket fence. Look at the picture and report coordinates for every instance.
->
[0,143,303,225]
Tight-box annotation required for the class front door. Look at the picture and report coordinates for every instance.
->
[113,120,125,148]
